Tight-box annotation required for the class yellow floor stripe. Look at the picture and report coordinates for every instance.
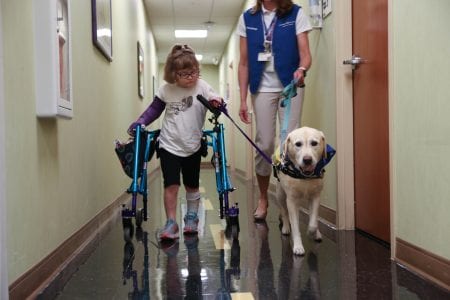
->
[209,224,230,249]
[199,186,205,193]
[203,198,213,210]
[231,292,254,300]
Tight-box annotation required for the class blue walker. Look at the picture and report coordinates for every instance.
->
[197,95,239,237]
[117,95,239,241]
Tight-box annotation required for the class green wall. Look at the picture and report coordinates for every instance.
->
[297,0,337,211]
[392,0,450,258]
[2,0,158,283]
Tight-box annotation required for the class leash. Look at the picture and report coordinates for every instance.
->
[279,79,300,155]
[213,78,301,166]
[197,94,273,164]
[218,105,274,165]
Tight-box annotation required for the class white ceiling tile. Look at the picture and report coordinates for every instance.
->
[144,0,246,64]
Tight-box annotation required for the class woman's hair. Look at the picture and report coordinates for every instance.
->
[251,0,294,17]
[163,44,199,84]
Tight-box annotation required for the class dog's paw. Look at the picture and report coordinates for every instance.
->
[307,226,322,242]
[292,244,305,256]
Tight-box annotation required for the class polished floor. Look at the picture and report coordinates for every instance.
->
[56,169,450,299]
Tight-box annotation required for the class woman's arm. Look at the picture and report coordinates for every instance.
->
[238,36,251,124]
[294,32,312,86]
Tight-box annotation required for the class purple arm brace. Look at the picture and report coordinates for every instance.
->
[128,96,165,134]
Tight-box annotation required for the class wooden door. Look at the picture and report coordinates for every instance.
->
[352,0,390,242]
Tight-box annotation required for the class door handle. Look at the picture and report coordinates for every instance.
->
[343,55,366,70]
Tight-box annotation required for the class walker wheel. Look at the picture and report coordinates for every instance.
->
[123,223,134,242]
[136,208,144,227]
[225,216,240,240]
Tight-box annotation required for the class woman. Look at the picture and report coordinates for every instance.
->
[237,0,312,220]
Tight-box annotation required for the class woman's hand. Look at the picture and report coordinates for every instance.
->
[294,68,306,87]
[239,102,251,124]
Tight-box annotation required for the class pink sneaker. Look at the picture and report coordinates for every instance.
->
[183,212,199,234]
[159,219,179,241]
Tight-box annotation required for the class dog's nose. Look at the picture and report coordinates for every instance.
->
[303,156,313,165]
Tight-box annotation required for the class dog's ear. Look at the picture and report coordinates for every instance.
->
[320,131,327,159]
[283,134,291,157]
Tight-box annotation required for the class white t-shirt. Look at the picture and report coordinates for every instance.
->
[157,79,220,157]
[237,6,312,92]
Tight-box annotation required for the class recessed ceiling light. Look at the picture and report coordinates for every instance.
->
[175,30,208,38]
[195,54,203,61]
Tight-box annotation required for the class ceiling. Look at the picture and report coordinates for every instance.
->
[143,0,247,65]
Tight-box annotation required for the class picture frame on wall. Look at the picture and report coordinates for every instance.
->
[34,0,73,118]
[91,0,112,61]
[137,42,145,99]
[308,0,323,28]
[322,0,332,18]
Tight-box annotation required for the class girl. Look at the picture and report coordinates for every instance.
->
[128,44,222,241]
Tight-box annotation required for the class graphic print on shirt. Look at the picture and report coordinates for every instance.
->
[166,95,193,115]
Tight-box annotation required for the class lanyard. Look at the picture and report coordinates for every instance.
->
[261,13,277,42]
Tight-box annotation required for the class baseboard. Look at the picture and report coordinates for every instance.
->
[8,192,130,299]
[396,237,450,291]
[234,168,247,179]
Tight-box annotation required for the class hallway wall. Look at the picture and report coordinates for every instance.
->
[391,0,450,259]
[296,0,337,212]
[2,0,158,283]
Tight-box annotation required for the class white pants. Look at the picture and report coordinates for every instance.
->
[251,89,304,176]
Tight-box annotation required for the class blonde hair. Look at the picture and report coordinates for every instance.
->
[251,0,294,17]
[163,44,199,84]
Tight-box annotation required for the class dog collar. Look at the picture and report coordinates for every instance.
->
[273,144,336,181]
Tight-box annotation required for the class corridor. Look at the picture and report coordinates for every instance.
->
[3,0,450,298]
[52,169,448,299]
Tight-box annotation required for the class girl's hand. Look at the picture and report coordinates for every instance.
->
[208,97,223,108]
[127,122,143,136]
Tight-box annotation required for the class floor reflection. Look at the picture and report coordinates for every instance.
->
[122,227,150,299]
[54,169,450,300]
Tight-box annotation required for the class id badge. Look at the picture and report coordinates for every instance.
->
[258,52,271,62]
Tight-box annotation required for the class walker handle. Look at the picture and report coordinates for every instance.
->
[196,95,221,116]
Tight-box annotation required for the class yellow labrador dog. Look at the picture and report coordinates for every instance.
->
[274,127,327,256]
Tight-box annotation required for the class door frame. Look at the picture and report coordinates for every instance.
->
[0,3,9,297]
[335,0,395,256]
[335,0,355,230]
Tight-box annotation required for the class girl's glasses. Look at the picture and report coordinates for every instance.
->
[177,70,199,79]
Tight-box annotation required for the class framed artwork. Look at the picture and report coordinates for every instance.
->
[137,42,144,98]
[91,0,112,61]
[322,0,332,18]
[57,0,71,105]
[34,0,73,118]
[308,0,323,28]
